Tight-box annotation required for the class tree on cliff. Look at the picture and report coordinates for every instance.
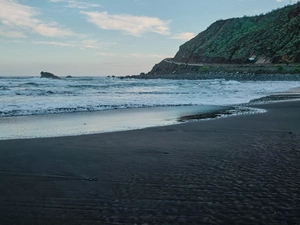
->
[149,3,300,75]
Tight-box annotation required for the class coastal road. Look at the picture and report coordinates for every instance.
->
[163,58,204,67]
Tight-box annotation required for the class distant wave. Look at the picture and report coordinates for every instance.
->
[24,82,40,86]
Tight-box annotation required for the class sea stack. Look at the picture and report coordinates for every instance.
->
[40,71,61,79]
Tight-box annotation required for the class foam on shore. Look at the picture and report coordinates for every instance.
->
[0,105,229,140]
[249,86,300,104]
[2,85,300,140]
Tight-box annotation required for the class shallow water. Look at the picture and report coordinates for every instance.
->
[1,76,299,139]
[0,105,231,140]
[1,76,300,117]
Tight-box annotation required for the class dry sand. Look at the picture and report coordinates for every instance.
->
[0,101,300,224]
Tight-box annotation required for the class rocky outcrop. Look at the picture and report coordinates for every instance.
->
[148,3,300,75]
[40,71,60,79]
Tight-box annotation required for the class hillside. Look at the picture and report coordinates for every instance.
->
[148,3,300,75]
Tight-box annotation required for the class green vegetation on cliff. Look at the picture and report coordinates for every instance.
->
[175,3,300,64]
[149,3,300,75]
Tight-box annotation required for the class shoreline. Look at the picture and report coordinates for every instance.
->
[1,92,300,141]
[128,72,300,81]
[1,100,300,224]
[0,105,230,140]
[125,63,300,80]
[142,62,300,80]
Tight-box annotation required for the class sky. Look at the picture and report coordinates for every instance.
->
[0,0,298,76]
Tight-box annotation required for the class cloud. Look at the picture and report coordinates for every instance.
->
[32,41,75,47]
[0,0,73,38]
[277,0,299,2]
[80,39,110,49]
[0,27,27,38]
[32,39,115,50]
[170,32,195,41]
[49,0,101,9]
[80,11,170,36]
[127,53,170,58]
[96,52,169,59]
[96,52,117,57]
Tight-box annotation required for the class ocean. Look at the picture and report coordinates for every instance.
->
[1,76,300,139]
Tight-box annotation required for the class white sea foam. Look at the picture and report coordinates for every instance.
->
[0,105,226,140]
[1,76,300,139]
[1,76,300,117]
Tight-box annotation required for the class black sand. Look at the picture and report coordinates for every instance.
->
[0,101,300,224]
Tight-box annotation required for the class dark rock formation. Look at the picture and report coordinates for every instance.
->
[66,75,72,78]
[40,71,61,79]
[148,3,300,75]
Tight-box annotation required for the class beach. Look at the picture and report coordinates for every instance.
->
[0,100,300,224]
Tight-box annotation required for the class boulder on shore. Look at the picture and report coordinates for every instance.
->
[40,71,60,79]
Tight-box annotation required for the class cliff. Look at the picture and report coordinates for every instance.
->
[149,3,300,75]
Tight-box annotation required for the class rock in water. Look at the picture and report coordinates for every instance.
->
[40,71,61,79]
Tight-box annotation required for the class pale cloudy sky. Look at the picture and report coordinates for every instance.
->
[0,0,297,76]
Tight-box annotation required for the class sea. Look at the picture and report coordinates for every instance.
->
[1,76,300,140]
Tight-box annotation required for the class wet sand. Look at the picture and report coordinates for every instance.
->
[0,105,229,140]
[0,101,300,224]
